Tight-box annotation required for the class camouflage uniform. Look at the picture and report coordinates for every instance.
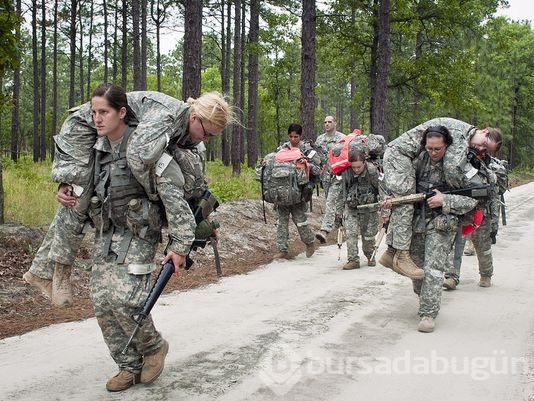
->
[315,131,346,233]
[383,118,486,251]
[314,130,346,196]
[275,142,320,252]
[28,92,196,279]
[444,155,500,284]
[410,151,478,318]
[343,162,380,263]
[89,128,168,374]
[28,103,96,279]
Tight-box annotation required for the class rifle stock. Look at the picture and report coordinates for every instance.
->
[371,221,389,261]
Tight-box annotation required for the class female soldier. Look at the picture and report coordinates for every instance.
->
[342,150,380,270]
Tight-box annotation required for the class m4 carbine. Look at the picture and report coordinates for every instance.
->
[356,185,490,210]
[121,261,174,354]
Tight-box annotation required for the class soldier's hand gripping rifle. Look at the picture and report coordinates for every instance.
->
[356,185,491,210]
[121,260,175,354]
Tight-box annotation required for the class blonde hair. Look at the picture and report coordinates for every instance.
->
[187,91,235,131]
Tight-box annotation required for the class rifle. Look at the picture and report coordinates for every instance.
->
[370,221,389,261]
[121,261,175,354]
[356,185,490,210]
[500,194,507,226]
[185,190,222,275]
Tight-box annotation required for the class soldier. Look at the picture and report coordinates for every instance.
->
[444,142,505,290]
[81,83,231,392]
[23,90,225,307]
[272,124,321,259]
[314,116,346,243]
[395,126,479,332]
[378,118,502,284]
[341,150,381,270]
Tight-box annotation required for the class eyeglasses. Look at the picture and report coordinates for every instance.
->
[425,146,445,154]
[324,121,333,124]
[199,118,216,138]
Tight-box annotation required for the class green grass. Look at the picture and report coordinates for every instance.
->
[206,160,261,202]
[2,157,59,226]
[1,156,262,226]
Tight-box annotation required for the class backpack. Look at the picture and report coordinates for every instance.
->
[489,157,509,195]
[329,129,361,174]
[258,147,310,206]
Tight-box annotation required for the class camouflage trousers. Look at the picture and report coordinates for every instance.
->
[411,220,456,318]
[383,147,416,251]
[319,176,345,233]
[29,192,91,279]
[344,206,379,262]
[444,227,467,283]
[444,215,493,282]
[276,201,315,252]
[90,228,163,373]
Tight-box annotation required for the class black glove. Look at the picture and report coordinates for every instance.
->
[490,230,497,244]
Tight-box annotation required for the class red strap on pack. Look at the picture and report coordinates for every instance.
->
[461,209,484,236]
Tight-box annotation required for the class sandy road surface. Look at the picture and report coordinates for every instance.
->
[1,184,533,401]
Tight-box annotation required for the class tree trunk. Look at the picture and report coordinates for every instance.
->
[52,0,58,151]
[86,0,94,100]
[32,0,40,162]
[40,0,46,160]
[103,0,108,83]
[371,0,390,138]
[231,0,242,175]
[182,0,203,100]
[151,0,166,92]
[221,0,232,166]
[11,0,22,162]
[121,0,128,88]
[69,0,77,108]
[141,0,147,90]
[300,0,316,141]
[246,0,259,167]
[132,0,142,90]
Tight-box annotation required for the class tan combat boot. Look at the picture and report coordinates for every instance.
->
[141,340,169,384]
[315,230,329,244]
[378,246,396,269]
[22,271,52,299]
[342,261,360,270]
[273,251,290,260]
[305,242,316,258]
[392,250,425,280]
[52,263,73,307]
[106,370,140,392]
[479,276,491,287]
[443,278,457,290]
[417,316,435,333]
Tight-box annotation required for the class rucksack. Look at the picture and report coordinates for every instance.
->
[329,129,361,174]
[489,157,509,195]
[258,147,310,206]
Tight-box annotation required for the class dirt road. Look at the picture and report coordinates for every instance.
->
[1,183,533,401]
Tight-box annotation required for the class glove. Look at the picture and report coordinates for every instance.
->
[490,230,497,244]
